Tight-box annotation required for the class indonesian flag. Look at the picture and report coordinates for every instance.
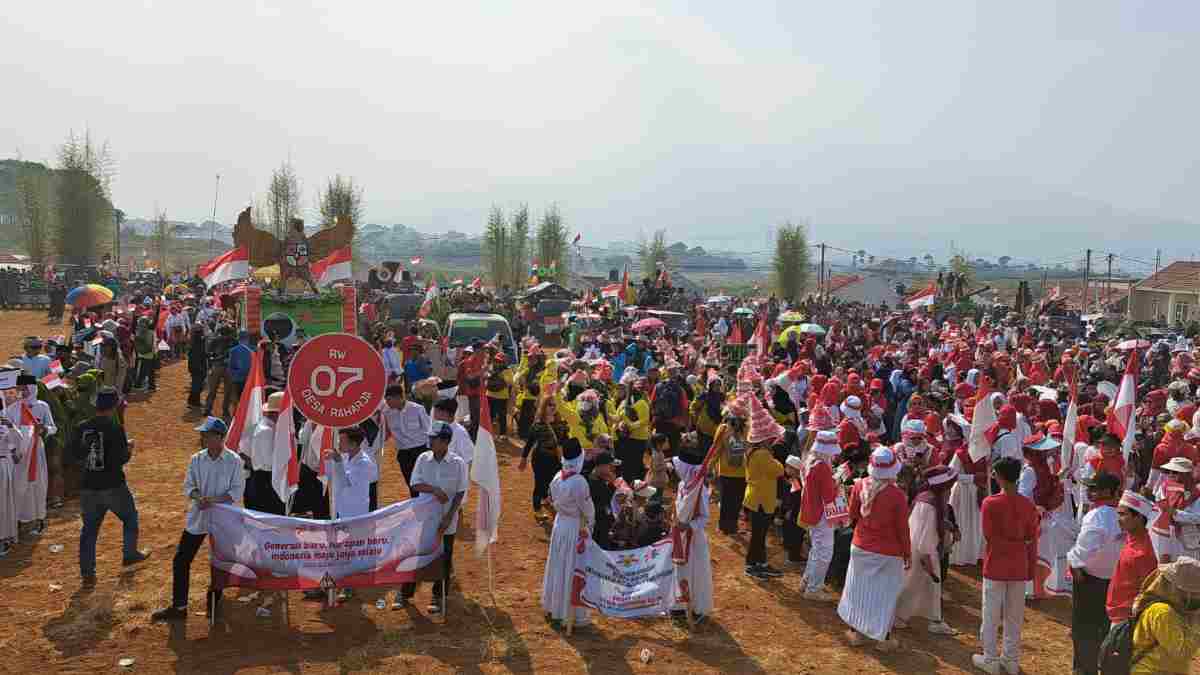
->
[1108,349,1140,459]
[311,246,353,287]
[224,349,265,456]
[470,277,482,290]
[573,233,581,246]
[41,372,65,390]
[197,245,250,288]
[600,283,622,298]
[49,360,63,375]
[671,433,721,565]
[418,275,439,318]
[471,392,502,557]
[621,265,634,304]
[271,389,300,506]
[19,403,40,482]
[410,256,423,266]
[906,283,937,309]
[1060,374,1079,474]
[968,379,995,462]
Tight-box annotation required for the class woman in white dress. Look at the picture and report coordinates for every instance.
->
[895,465,959,635]
[670,455,713,622]
[1018,432,1074,598]
[946,414,987,566]
[541,443,594,627]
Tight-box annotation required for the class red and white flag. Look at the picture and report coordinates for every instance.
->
[1108,349,1140,459]
[41,372,64,390]
[906,283,937,309]
[573,233,581,246]
[600,283,622,298]
[310,246,353,287]
[224,349,265,457]
[472,392,502,556]
[751,314,770,357]
[49,360,63,375]
[1060,374,1079,474]
[410,256,423,266]
[418,275,439,318]
[270,389,300,506]
[197,245,250,288]
[470,277,482,290]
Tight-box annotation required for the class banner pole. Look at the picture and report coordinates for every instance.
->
[487,544,496,605]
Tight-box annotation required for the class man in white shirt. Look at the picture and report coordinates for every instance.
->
[1066,471,1123,675]
[382,384,430,496]
[395,421,466,614]
[327,426,379,602]
[245,392,285,514]
[151,417,245,622]
[433,398,473,467]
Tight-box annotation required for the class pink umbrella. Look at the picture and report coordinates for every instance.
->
[631,317,666,332]
[1116,339,1151,351]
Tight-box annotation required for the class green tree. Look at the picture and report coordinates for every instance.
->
[772,222,811,303]
[54,130,114,266]
[638,229,669,281]
[508,203,530,290]
[15,165,52,263]
[152,209,175,272]
[318,174,363,228]
[481,205,509,289]
[535,204,569,281]
[267,160,302,240]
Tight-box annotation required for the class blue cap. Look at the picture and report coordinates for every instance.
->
[194,416,229,435]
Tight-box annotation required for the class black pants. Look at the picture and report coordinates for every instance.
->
[517,399,536,440]
[246,470,286,514]
[615,437,647,484]
[401,533,455,599]
[531,452,560,511]
[135,356,157,389]
[369,482,378,512]
[718,476,746,534]
[396,446,426,496]
[1072,570,1111,675]
[187,370,206,406]
[828,527,854,589]
[746,506,771,566]
[171,530,208,609]
[487,396,508,435]
[656,422,682,457]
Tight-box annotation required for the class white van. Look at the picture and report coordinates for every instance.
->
[442,312,519,378]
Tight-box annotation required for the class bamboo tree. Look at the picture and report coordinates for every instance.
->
[482,206,509,289]
[508,203,530,290]
[772,222,811,303]
[54,130,114,265]
[535,204,569,282]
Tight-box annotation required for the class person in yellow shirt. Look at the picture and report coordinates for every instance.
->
[690,374,725,456]
[609,377,651,483]
[485,353,513,437]
[742,394,785,580]
[1128,556,1200,674]
[712,396,749,535]
[558,387,610,454]
[514,346,547,440]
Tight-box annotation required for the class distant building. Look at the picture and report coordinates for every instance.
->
[1129,261,1200,325]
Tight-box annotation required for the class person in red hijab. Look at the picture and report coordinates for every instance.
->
[845,373,865,401]
[1141,389,1168,421]
[1026,352,1049,387]
[1150,420,1199,491]
[1035,397,1062,425]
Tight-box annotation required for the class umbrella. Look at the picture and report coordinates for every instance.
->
[778,311,805,323]
[1116,339,1151,351]
[732,307,754,316]
[65,284,115,308]
[706,295,731,304]
[631,318,666,332]
[798,323,827,335]
[778,323,827,344]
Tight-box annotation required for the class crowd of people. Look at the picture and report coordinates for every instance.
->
[5,272,1200,673]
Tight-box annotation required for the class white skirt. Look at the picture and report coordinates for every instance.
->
[541,514,589,624]
[672,527,714,616]
[838,545,905,641]
[948,476,984,566]
[0,457,16,541]
[14,442,47,523]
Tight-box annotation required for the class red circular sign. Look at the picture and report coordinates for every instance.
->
[287,333,387,427]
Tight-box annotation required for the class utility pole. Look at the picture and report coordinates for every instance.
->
[113,209,123,266]
[1155,249,1161,276]
[1105,253,1113,314]
[209,173,221,256]
[1083,249,1091,314]
[819,243,827,300]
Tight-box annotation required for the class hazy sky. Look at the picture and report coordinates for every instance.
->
[4,1,1198,261]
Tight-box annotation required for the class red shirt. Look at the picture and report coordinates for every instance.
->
[1106,529,1158,622]
[836,419,863,451]
[981,492,1039,581]
[799,461,837,527]
[847,480,911,558]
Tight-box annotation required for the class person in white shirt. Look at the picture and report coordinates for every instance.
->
[394,421,467,613]
[325,426,379,602]
[151,417,245,622]
[0,369,22,557]
[541,443,594,628]
[327,427,378,520]
[244,392,285,515]
[382,384,431,496]
[381,340,403,385]
[433,397,473,467]
[1066,471,1123,675]
[13,377,55,534]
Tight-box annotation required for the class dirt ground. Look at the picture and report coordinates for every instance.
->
[0,309,1096,674]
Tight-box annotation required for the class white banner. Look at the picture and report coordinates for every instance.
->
[573,538,675,618]
[206,496,443,591]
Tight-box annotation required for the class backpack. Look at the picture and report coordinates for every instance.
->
[653,382,682,420]
[1098,602,1153,675]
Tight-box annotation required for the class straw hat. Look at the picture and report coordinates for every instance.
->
[263,391,286,413]
[1161,456,1195,475]
[1160,556,1200,594]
